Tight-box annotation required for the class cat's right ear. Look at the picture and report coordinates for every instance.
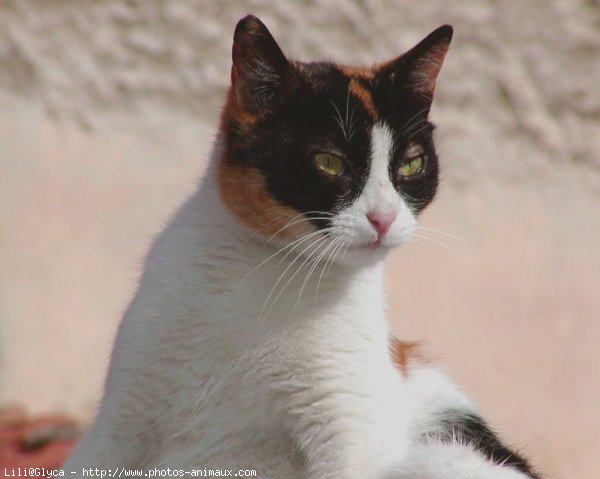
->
[231,15,296,115]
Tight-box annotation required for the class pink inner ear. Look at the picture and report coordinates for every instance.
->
[408,41,451,97]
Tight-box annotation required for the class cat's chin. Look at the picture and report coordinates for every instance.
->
[335,242,395,269]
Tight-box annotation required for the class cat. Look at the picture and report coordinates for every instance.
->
[62,15,540,479]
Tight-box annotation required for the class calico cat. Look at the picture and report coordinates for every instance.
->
[63,15,540,479]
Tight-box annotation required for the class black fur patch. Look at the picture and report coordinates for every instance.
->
[435,411,540,478]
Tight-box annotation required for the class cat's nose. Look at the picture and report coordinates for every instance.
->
[367,211,396,238]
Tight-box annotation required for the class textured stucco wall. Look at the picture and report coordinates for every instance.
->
[1,1,599,478]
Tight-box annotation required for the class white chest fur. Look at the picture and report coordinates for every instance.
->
[63,155,412,478]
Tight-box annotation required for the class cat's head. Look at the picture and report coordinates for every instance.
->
[218,15,452,266]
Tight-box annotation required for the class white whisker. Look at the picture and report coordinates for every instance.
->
[267,216,333,241]
[401,106,430,137]
[345,88,350,131]
[296,236,341,309]
[412,231,474,264]
[329,100,348,140]
[324,238,346,279]
[415,226,466,243]
[411,233,454,253]
[410,237,449,259]
[236,229,330,285]
[276,228,333,267]
[260,235,329,321]
[314,237,344,305]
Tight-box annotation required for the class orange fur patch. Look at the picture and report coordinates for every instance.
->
[338,65,374,79]
[219,87,258,132]
[217,162,314,240]
[218,86,313,240]
[348,78,377,118]
[337,65,377,119]
[390,338,426,376]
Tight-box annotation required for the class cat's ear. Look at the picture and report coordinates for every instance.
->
[380,25,453,101]
[231,15,296,115]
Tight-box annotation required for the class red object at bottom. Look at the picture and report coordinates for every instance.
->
[0,405,80,475]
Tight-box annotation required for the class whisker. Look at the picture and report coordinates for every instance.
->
[324,238,346,278]
[341,242,350,260]
[260,235,329,320]
[267,216,332,241]
[345,88,350,131]
[276,228,333,267]
[329,100,347,140]
[264,210,333,240]
[411,233,454,253]
[412,231,474,264]
[415,226,466,243]
[348,104,357,142]
[238,215,290,244]
[314,237,344,305]
[236,229,331,285]
[405,123,431,141]
[410,237,449,259]
[296,236,341,309]
[401,106,430,136]
[403,116,427,137]
[241,210,330,245]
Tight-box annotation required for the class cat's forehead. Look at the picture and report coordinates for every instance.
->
[293,61,378,118]
[294,61,372,84]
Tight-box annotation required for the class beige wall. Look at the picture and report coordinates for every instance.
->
[1,1,599,478]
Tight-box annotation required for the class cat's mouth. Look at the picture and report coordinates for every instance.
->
[355,237,394,251]
[350,234,408,251]
[337,237,396,266]
[364,239,383,250]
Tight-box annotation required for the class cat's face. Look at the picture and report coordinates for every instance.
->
[218,15,452,266]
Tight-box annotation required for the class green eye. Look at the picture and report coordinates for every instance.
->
[314,152,345,176]
[399,142,426,178]
[399,155,424,178]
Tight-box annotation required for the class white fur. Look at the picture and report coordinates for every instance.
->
[62,130,532,479]
[390,441,530,479]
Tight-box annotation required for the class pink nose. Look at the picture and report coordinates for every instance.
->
[367,211,396,237]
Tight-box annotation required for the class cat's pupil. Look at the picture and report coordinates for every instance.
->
[315,152,344,176]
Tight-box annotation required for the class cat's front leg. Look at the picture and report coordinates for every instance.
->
[291,416,405,479]
[281,384,409,479]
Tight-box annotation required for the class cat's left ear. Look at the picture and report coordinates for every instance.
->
[231,15,296,115]
[380,25,453,101]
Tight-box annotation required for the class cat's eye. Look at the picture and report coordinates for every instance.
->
[398,143,426,179]
[314,152,345,176]
[398,156,424,178]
